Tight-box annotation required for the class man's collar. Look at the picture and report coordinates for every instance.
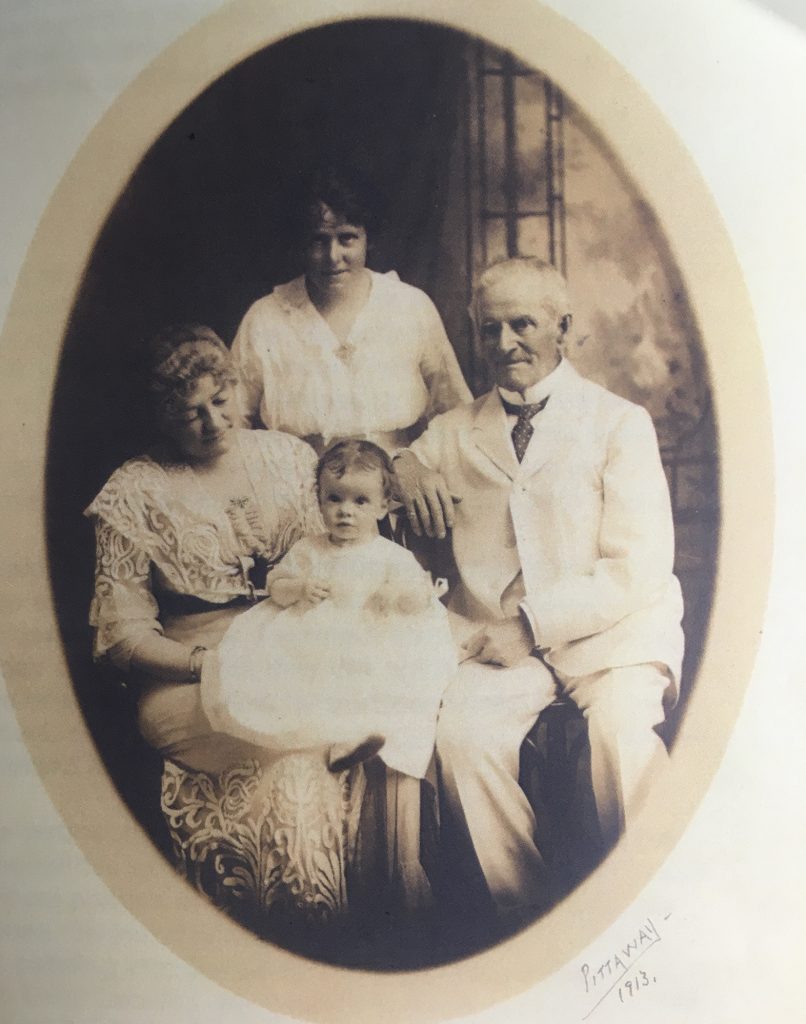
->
[497,356,568,407]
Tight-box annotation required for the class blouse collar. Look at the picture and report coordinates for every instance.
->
[272,269,399,316]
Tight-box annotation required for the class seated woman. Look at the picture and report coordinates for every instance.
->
[84,324,377,955]
[230,166,471,455]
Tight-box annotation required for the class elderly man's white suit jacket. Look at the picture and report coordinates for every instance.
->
[409,360,685,690]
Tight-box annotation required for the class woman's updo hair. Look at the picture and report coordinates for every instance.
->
[316,439,395,503]
[298,165,386,241]
[146,324,237,417]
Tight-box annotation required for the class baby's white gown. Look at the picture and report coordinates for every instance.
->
[202,534,457,779]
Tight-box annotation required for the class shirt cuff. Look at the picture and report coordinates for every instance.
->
[518,600,542,651]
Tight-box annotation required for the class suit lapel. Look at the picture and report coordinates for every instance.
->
[471,364,588,481]
[518,361,587,478]
[471,390,520,481]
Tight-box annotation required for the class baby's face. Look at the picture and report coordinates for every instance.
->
[319,467,388,544]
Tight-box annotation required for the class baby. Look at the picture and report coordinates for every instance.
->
[202,439,457,778]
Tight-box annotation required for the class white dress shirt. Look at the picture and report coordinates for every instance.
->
[497,355,567,428]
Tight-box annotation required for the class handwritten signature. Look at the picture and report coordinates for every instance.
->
[580,913,670,1018]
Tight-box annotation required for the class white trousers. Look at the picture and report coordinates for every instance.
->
[436,657,670,912]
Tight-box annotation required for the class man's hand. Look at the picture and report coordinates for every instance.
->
[461,616,535,667]
[393,449,460,539]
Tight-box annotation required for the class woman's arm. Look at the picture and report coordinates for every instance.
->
[89,517,203,683]
[230,303,267,426]
[126,633,206,682]
[417,293,472,416]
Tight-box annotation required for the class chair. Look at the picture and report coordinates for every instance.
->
[519,698,605,900]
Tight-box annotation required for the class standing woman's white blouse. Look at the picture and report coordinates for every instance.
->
[231,270,472,452]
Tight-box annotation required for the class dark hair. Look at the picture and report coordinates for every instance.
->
[298,165,385,241]
[316,439,395,502]
[146,323,237,417]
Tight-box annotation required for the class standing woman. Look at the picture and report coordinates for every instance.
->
[231,167,471,453]
[230,168,471,919]
[84,325,366,956]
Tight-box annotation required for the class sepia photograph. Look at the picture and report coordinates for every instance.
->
[45,16,718,969]
[0,0,802,1021]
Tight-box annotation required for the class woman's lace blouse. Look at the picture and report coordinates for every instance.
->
[85,429,321,669]
[230,270,471,446]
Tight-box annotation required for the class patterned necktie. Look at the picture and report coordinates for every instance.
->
[501,395,549,462]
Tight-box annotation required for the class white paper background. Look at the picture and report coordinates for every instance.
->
[1,1,804,1020]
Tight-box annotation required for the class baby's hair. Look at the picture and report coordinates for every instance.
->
[316,439,395,502]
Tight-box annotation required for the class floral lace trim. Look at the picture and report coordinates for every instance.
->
[224,494,270,555]
[161,756,363,925]
[86,431,320,603]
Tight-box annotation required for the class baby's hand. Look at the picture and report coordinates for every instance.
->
[365,577,432,617]
[302,578,330,604]
[394,577,432,616]
[364,584,393,617]
[270,576,330,608]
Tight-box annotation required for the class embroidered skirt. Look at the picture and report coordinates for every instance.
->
[161,753,366,944]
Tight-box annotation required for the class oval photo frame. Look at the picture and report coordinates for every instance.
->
[0,1,772,1021]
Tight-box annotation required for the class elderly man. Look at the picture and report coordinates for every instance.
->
[393,257,684,919]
